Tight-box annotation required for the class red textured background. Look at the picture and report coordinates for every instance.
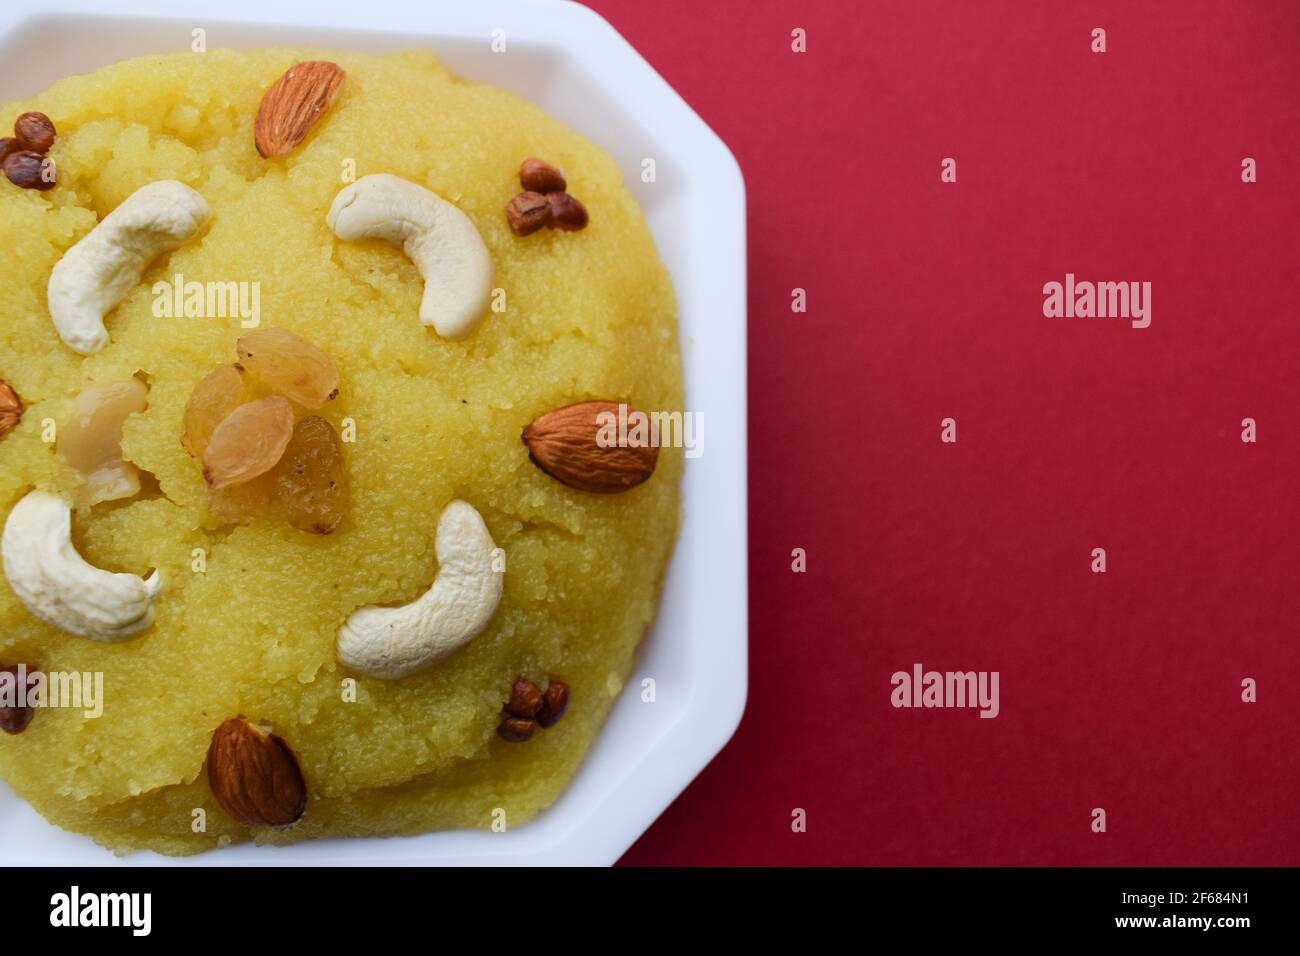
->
[604,0,1300,865]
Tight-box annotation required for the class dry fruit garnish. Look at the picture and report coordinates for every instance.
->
[181,364,245,458]
[522,401,658,494]
[537,680,570,728]
[208,471,277,526]
[519,157,566,194]
[506,157,589,235]
[505,677,544,718]
[254,60,345,158]
[14,112,55,152]
[3,151,52,191]
[236,328,339,409]
[1,490,162,642]
[48,181,209,354]
[273,416,349,535]
[505,191,552,236]
[326,174,494,340]
[0,378,22,440]
[336,500,503,679]
[202,396,294,491]
[207,717,307,828]
[58,379,149,506]
[546,192,588,231]
[186,332,350,531]
[498,677,570,742]
[0,664,37,734]
[3,112,56,191]
[497,717,538,742]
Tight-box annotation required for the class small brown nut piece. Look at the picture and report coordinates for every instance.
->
[505,677,543,719]
[519,157,566,194]
[0,665,36,735]
[3,150,53,190]
[207,717,307,827]
[255,60,346,158]
[14,112,55,153]
[0,137,18,162]
[0,379,22,440]
[537,680,570,728]
[497,716,539,743]
[546,193,588,231]
[506,191,553,236]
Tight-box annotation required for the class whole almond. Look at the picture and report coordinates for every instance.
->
[522,401,658,494]
[0,379,22,439]
[207,717,307,827]
[254,60,346,158]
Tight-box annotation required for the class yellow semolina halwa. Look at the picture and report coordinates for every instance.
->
[0,47,682,855]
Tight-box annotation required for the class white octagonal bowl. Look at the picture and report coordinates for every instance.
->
[0,0,747,866]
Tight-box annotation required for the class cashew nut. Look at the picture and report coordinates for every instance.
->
[337,499,502,678]
[47,180,211,354]
[2,490,162,642]
[326,174,493,340]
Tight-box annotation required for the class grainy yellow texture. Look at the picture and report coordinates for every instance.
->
[0,48,682,855]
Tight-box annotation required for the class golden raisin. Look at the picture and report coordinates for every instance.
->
[236,328,339,409]
[273,416,348,534]
[208,470,276,525]
[202,396,293,490]
[181,364,244,458]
